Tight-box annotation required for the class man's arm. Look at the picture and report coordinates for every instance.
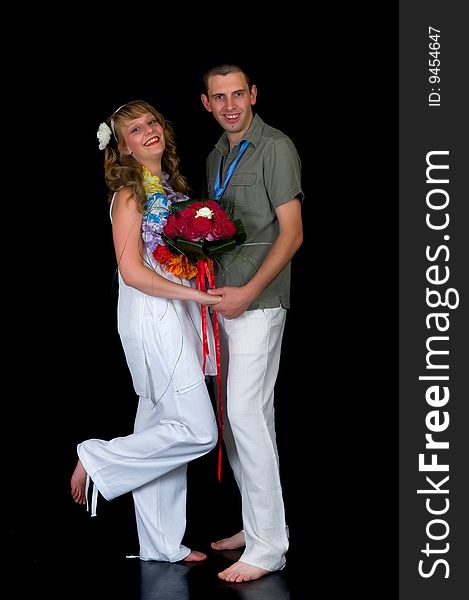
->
[209,198,303,319]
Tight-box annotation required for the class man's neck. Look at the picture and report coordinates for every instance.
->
[227,114,254,150]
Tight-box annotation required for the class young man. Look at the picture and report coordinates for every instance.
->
[201,64,303,583]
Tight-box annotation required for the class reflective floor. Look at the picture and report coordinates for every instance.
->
[27,547,301,599]
[15,472,306,600]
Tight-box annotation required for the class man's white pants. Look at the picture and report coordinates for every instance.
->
[77,382,217,562]
[218,307,289,571]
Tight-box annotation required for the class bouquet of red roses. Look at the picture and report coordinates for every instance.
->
[152,199,245,480]
[152,199,245,279]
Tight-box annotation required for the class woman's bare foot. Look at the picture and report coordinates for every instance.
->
[218,561,269,583]
[70,459,87,505]
[210,530,245,551]
[183,550,207,562]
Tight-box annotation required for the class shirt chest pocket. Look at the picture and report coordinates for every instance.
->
[229,172,257,206]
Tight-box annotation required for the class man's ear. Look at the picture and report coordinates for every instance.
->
[201,94,213,113]
[250,84,258,106]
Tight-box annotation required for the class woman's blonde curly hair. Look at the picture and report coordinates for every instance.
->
[102,100,190,212]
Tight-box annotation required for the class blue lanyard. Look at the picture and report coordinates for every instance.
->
[214,139,250,200]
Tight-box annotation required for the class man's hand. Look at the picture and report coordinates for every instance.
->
[208,286,253,319]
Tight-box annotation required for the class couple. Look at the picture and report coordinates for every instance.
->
[70,64,303,584]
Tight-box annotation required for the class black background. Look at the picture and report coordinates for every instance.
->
[10,13,397,597]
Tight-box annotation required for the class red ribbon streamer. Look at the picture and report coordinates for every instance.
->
[196,258,224,481]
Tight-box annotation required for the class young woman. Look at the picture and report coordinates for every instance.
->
[71,100,220,563]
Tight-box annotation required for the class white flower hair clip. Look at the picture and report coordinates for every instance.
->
[97,122,112,150]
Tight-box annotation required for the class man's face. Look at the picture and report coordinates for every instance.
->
[201,72,257,137]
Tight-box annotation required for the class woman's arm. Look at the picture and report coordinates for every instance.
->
[111,188,220,305]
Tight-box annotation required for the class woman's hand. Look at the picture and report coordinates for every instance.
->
[196,290,222,306]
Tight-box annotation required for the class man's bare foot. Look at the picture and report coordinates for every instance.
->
[70,459,87,505]
[183,550,207,562]
[211,530,245,551]
[218,561,269,583]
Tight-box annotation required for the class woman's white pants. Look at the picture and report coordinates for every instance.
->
[77,382,217,562]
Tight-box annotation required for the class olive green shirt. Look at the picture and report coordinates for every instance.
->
[205,114,303,310]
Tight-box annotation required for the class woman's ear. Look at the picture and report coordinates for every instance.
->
[119,145,132,155]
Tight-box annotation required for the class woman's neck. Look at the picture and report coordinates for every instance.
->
[141,159,162,178]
